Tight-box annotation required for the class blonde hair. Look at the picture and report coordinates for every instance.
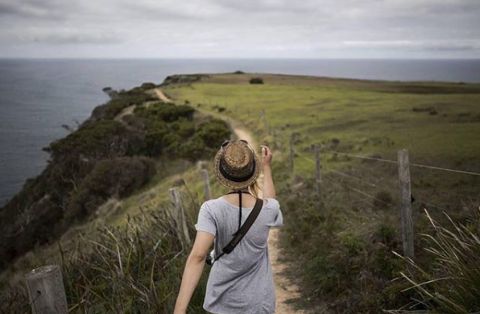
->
[247,180,261,198]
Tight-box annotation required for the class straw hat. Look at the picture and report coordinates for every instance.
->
[214,139,260,190]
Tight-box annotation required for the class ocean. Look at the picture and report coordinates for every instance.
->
[1,58,480,206]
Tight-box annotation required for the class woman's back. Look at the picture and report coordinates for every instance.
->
[174,141,278,314]
[195,195,283,314]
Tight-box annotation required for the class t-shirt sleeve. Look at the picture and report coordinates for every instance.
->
[265,198,283,228]
[194,202,217,236]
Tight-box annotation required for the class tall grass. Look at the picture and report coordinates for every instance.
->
[0,206,207,313]
[394,208,480,313]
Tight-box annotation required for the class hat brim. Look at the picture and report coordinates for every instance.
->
[213,145,261,190]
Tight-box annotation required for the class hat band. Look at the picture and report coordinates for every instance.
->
[219,158,256,183]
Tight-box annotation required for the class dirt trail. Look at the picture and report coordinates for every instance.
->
[233,126,304,314]
[155,88,303,314]
[154,88,173,103]
[114,104,136,122]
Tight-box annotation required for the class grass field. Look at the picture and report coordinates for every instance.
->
[163,73,480,312]
[164,73,480,208]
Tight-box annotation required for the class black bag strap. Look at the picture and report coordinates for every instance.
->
[214,197,263,262]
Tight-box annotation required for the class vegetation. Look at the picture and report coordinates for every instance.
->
[395,209,480,313]
[0,203,208,313]
[0,82,231,272]
[90,88,157,121]
[163,72,480,312]
[65,156,156,224]
[249,77,264,84]
[1,72,479,313]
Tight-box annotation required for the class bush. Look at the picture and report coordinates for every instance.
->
[48,120,136,160]
[135,102,194,122]
[91,90,156,120]
[195,119,231,146]
[140,82,156,89]
[66,156,156,222]
[249,77,264,84]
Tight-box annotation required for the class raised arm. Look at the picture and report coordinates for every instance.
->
[261,145,276,199]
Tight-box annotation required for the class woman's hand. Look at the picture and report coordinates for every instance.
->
[260,145,276,198]
[261,145,272,168]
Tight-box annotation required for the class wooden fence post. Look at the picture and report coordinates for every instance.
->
[200,169,211,201]
[169,187,191,245]
[289,133,295,175]
[314,144,322,202]
[25,265,68,314]
[398,149,414,258]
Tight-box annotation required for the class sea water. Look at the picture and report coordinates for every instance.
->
[1,58,480,206]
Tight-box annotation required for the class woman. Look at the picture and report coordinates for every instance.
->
[174,139,283,314]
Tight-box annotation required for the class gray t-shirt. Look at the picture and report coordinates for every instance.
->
[195,196,284,314]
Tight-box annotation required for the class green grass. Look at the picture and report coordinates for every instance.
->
[165,73,480,209]
[164,73,480,312]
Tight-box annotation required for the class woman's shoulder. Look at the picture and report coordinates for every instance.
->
[200,197,225,211]
[262,197,280,209]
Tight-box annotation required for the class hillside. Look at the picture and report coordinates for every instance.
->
[162,73,480,312]
[0,81,233,312]
[1,72,479,313]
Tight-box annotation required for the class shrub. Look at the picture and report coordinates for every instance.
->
[195,119,231,146]
[91,90,156,120]
[249,77,264,84]
[135,103,194,122]
[140,82,156,89]
[48,120,136,160]
[66,156,156,222]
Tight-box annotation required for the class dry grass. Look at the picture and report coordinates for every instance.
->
[0,205,207,313]
[392,208,480,313]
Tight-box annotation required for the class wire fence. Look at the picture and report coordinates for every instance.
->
[288,140,480,258]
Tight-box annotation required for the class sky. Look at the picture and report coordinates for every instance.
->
[0,0,479,59]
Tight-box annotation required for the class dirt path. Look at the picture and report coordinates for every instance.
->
[154,88,303,314]
[154,88,173,103]
[233,126,304,314]
[114,104,136,122]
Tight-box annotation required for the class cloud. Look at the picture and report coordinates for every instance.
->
[28,30,123,45]
[0,0,479,58]
[343,40,480,52]
[0,0,69,20]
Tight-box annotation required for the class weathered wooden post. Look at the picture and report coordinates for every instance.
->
[200,169,211,201]
[314,144,322,202]
[289,133,295,175]
[169,187,191,245]
[25,265,68,314]
[398,149,414,258]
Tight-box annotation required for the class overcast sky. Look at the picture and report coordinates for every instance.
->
[0,0,479,58]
